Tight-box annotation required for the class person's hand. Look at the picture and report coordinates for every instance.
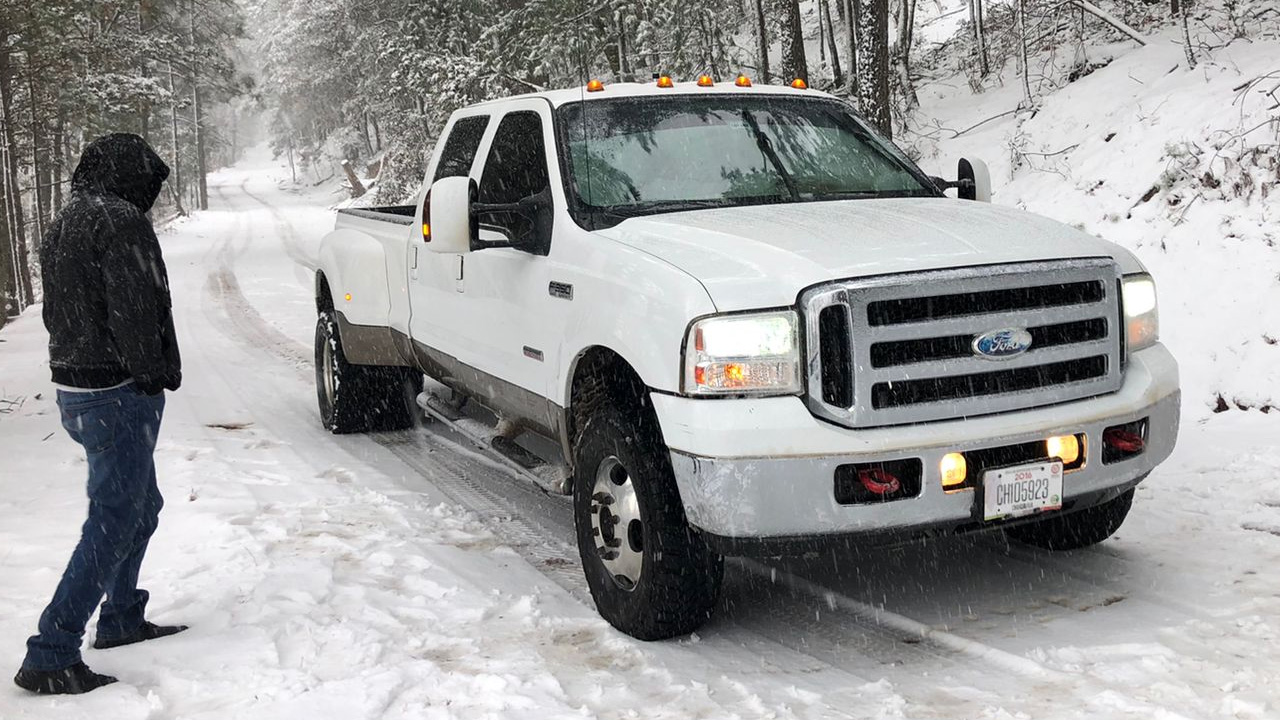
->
[134,376,166,396]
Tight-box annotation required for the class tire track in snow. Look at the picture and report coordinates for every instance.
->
[237,179,319,271]
[205,182,312,370]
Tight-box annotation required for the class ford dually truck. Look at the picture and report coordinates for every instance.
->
[313,79,1180,640]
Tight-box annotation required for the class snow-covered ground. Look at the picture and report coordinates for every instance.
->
[4,40,1280,715]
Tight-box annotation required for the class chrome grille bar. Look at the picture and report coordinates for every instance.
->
[803,259,1125,428]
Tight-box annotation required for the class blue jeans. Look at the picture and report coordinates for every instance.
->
[22,385,166,671]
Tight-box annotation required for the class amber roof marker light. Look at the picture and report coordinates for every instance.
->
[696,74,714,87]
[656,75,674,88]
[735,74,752,87]
[586,79,605,93]
[790,78,808,90]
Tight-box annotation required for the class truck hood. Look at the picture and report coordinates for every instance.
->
[596,198,1144,311]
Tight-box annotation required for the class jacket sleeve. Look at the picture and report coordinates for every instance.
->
[100,211,169,387]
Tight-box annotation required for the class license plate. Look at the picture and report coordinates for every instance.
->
[983,461,1064,522]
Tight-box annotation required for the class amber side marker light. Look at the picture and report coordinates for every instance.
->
[1046,435,1082,466]
[344,293,352,302]
[940,452,967,489]
[656,75,674,88]
[735,75,752,87]
[421,222,430,241]
[790,78,808,89]
[586,79,605,92]
[697,74,715,87]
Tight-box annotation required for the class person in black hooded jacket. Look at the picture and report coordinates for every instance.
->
[14,134,188,696]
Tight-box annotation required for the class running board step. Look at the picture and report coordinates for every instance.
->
[491,435,546,471]
[415,390,571,495]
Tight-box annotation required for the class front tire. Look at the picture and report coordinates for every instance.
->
[1006,488,1134,550]
[573,406,723,640]
[315,310,422,433]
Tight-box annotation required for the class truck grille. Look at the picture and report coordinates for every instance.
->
[802,259,1124,428]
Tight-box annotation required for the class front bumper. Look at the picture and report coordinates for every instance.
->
[654,344,1180,542]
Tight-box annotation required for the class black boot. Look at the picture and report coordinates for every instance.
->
[14,662,118,695]
[93,621,189,650]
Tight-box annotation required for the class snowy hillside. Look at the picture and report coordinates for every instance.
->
[913,30,1280,417]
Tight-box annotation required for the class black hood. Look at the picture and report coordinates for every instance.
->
[71,133,171,213]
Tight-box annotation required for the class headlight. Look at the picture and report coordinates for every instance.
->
[683,310,802,396]
[1122,274,1159,352]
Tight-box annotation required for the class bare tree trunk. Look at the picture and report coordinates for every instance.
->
[1016,0,1034,106]
[167,61,184,211]
[1179,0,1196,68]
[779,0,809,83]
[0,128,11,324]
[754,0,771,83]
[52,112,64,214]
[895,0,919,110]
[137,0,150,140]
[971,0,990,78]
[843,0,859,96]
[818,0,827,64]
[190,0,208,210]
[856,0,892,137]
[0,50,31,308]
[27,66,47,243]
[823,0,844,87]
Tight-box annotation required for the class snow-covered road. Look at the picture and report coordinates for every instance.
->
[3,149,1279,719]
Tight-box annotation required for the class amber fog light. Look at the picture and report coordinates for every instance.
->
[1046,434,1085,469]
[940,452,968,489]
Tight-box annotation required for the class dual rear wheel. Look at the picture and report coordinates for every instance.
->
[315,310,421,433]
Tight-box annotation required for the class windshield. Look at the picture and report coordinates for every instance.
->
[557,95,939,227]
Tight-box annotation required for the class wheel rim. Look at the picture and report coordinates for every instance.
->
[590,456,644,590]
[322,332,337,408]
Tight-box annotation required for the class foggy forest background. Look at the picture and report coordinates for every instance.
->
[0,0,1276,326]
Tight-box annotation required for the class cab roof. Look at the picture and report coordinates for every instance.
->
[466,80,839,109]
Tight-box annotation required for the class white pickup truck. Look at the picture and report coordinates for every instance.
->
[314,79,1180,640]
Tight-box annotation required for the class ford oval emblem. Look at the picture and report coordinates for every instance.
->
[972,328,1033,359]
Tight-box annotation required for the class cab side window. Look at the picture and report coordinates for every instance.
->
[477,111,549,243]
[433,116,490,181]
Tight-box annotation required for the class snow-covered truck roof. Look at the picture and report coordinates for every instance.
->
[467,79,838,109]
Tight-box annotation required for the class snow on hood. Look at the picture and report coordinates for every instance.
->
[72,133,171,213]
[598,197,1145,311]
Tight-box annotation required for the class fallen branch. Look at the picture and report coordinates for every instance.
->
[952,108,1022,138]
[1068,0,1148,46]
[1020,144,1080,157]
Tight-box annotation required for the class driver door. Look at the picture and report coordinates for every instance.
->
[447,102,561,427]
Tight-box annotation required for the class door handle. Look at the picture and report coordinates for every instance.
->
[455,256,464,293]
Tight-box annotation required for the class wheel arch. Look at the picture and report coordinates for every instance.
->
[563,345,661,465]
[316,227,392,326]
[316,271,334,314]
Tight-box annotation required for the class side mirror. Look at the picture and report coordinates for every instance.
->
[471,186,554,256]
[932,158,992,202]
[425,176,476,254]
[956,158,991,202]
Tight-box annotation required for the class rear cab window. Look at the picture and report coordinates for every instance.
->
[433,115,491,181]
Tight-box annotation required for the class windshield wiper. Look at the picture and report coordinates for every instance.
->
[813,188,933,200]
[595,198,736,219]
[741,110,800,201]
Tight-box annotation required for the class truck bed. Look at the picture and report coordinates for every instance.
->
[337,205,415,225]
